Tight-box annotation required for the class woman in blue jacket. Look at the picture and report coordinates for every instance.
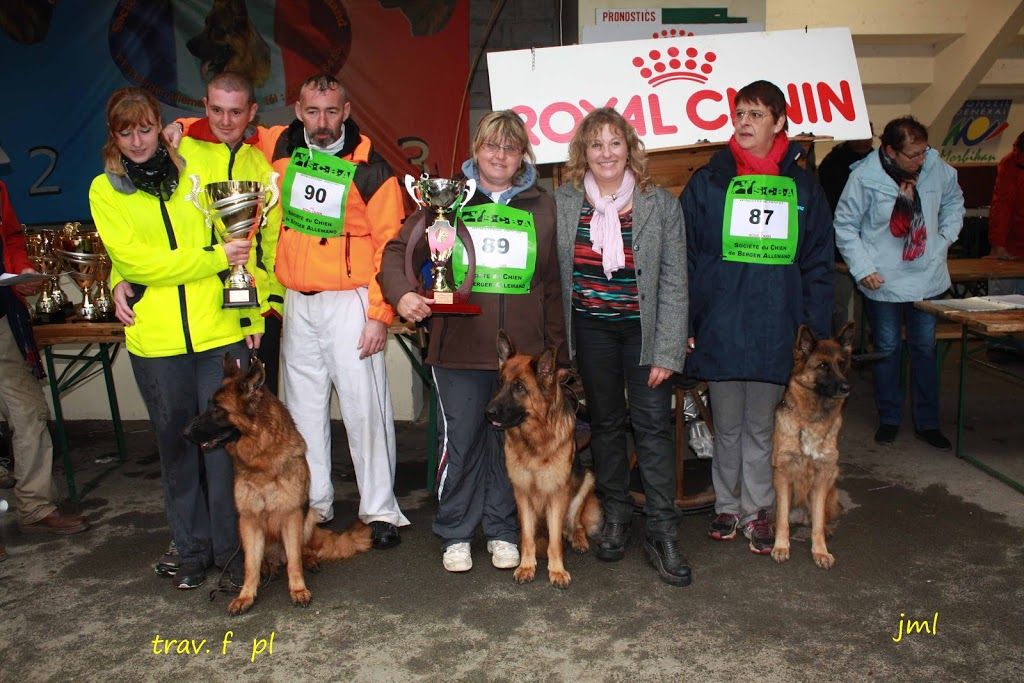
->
[680,80,833,554]
[834,116,964,449]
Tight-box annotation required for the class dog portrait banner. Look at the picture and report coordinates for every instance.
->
[0,0,468,223]
[487,27,870,165]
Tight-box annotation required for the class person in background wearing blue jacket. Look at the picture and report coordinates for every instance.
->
[834,116,964,450]
[680,80,833,555]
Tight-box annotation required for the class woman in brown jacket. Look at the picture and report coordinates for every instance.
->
[378,110,565,573]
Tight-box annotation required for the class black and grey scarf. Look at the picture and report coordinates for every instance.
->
[121,144,179,200]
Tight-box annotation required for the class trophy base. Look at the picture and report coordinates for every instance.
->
[426,292,480,316]
[223,287,259,309]
[33,308,68,325]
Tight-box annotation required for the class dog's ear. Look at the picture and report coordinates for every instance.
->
[241,359,266,399]
[537,347,557,389]
[795,325,816,360]
[223,352,240,378]
[496,329,515,368]
[837,321,856,354]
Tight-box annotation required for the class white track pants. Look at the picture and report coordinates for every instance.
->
[282,288,409,527]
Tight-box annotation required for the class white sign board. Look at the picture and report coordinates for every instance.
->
[487,28,870,165]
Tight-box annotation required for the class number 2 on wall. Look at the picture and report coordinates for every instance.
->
[29,146,61,196]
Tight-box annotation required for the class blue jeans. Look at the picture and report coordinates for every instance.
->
[864,299,939,430]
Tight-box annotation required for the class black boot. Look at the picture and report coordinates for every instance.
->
[643,538,692,587]
[596,520,630,562]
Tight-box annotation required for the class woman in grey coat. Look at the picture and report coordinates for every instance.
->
[554,108,690,586]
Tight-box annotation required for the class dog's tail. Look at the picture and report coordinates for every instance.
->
[308,520,373,562]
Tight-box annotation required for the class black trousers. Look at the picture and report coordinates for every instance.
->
[257,312,282,396]
[130,341,248,569]
[573,315,678,540]
[432,367,518,548]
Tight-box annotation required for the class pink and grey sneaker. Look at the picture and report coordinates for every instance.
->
[708,513,740,541]
[743,509,775,555]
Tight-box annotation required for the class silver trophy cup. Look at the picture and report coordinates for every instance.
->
[403,173,477,305]
[189,174,279,308]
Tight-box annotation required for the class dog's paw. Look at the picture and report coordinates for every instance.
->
[549,569,571,589]
[227,595,255,616]
[513,564,536,584]
[291,588,311,607]
[771,545,790,563]
[570,530,589,553]
[813,551,835,569]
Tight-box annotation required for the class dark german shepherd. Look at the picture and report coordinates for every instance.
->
[771,322,855,570]
[485,331,602,588]
[184,357,372,615]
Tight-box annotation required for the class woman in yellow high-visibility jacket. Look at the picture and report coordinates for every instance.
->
[89,87,263,590]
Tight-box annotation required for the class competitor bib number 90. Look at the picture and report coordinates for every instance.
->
[452,203,536,294]
[281,147,356,238]
[721,175,798,264]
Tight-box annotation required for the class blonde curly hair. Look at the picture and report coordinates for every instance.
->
[563,108,651,191]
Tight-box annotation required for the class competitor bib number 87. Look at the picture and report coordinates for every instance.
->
[721,174,798,264]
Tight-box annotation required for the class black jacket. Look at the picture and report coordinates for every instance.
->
[680,143,834,385]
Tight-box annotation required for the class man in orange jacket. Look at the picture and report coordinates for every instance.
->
[167,74,409,548]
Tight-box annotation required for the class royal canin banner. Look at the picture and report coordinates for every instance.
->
[487,28,870,165]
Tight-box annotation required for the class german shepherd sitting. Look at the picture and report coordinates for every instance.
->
[185,357,372,615]
[771,322,855,570]
[485,331,602,588]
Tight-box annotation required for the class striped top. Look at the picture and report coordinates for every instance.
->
[571,201,639,320]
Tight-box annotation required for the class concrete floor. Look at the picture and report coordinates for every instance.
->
[1,348,1023,682]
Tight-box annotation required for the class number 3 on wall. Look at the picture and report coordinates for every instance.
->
[28,146,61,196]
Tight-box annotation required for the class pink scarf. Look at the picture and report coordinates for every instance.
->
[583,169,636,279]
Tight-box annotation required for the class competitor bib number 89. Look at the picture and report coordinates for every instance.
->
[452,203,536,294]
[281,147,356,238]
[721,174,798,264]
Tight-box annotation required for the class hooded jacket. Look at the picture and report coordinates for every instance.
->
[178,128,283,322]
[834,148,964,302]
[89,160,253,358]
[378,160,566,369]
[680,142,834,385]
[268,118,405,325]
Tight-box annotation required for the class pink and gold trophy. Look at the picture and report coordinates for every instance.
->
[402,173,480,315]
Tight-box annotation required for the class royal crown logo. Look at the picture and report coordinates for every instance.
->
[632,46,717,87]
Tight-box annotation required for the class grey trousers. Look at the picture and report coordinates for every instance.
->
[130,341,248,569]
[708,380,784,522]
[432,367,518,549]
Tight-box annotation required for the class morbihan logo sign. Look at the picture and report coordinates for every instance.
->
[487,28,870,165]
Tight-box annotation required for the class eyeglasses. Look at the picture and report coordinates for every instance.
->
[898,145,931,160]
[733,109,768,122]
[481,141,522,155]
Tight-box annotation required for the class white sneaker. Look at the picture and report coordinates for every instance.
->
[442,542,472,572]
[487,540,520,569]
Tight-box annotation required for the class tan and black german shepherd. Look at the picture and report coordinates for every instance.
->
[185,357,372,615]
[771,322,855,570]
[486,331,602,588]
